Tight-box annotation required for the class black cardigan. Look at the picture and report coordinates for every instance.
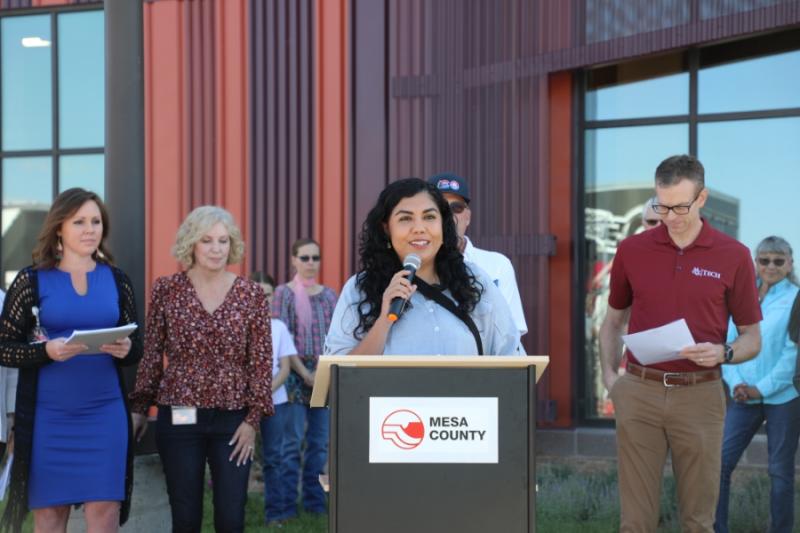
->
[0,265,143,532]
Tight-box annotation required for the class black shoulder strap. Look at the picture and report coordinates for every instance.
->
[414,278,483,356]
[789,288,800,344]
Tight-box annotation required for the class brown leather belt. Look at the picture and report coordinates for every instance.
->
[627,362,721,388]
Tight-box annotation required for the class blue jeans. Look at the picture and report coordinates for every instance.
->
[259,402,291,522]
[280,403,329,516]
[156,407,252,533]
[715,396,800,533]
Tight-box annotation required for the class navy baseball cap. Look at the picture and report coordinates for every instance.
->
[428,173,470,204]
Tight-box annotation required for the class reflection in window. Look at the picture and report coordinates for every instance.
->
[699,117,800,254]
[59,11,104,149]
[2,158,52,288]
[1,15,52,151]
[699,50,800,114]
[60,154,104,197]
[584,124,688,419]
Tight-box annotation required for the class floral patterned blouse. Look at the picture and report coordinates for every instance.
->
[272,283,337,405]
[130,272,273,426]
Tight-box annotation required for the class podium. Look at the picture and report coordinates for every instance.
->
[311,355,549,533]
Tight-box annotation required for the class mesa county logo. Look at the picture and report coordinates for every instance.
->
[381,410,489,450]
[381,409,425,450]
[691,267,721,279]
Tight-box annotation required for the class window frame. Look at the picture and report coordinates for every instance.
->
[0,4,104,273]
[577,33,800,424]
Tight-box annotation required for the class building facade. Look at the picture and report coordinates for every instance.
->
[1,0,798,429]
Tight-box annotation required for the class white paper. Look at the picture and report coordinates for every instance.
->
[621,319,696,365]
[65,323,138,355]
[0,454,12,501]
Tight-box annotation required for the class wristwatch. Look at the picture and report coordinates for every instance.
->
[723,343,734,363]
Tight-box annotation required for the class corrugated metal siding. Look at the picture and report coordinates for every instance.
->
[0,0,31,9]
[386,0,555,358]
[355,0,800,425]
[250,0,315,285]
[144,0,249,291]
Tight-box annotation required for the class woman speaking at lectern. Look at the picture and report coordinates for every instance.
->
[324,178,518,356]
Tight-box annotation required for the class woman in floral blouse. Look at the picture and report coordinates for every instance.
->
[272,238,337,519]
[130,206,273,533]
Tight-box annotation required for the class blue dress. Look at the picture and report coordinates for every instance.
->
[28,264,127,507]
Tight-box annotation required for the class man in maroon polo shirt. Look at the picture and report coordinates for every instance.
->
[600,154,762,532]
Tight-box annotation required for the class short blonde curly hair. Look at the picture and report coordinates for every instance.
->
[172,205,245,268]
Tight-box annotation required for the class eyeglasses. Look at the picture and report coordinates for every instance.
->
[448,201,468,215]
[652,189,703,216]
[643,218,660,227]
[757,257,786,267]
[298,255,320,263]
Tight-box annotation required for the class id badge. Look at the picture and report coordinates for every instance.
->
[171,406,197,425]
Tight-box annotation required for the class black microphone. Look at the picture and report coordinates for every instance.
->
[387,254,422,322]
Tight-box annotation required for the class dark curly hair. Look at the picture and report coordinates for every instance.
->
[353,177,482,338]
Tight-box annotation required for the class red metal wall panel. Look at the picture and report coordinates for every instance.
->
[144,0,249,299]
[250,0,317,286]
[315,0,350,287]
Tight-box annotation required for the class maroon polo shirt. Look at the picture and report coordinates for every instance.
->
[608,219,762,372]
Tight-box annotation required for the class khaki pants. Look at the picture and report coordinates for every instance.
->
[610,372,726,532]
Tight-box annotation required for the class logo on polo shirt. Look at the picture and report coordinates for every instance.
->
[691,267,721,279]
[381,409,425,450]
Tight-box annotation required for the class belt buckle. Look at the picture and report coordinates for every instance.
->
[662,372,684,388]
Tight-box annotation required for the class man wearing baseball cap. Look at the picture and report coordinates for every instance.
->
[428,173,528,350]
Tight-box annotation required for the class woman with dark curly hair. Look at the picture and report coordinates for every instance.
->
[324,177,518,356]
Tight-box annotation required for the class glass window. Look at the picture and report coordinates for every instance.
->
[586,54,688,121]
[699,117,800,254]
[2,157,52,287]
[584,124,688,419]
[58,11,104,149]
[581,33,800,421]
[585,124,689,189]
[60,154,104,197]
[1,15,52,151]
[699,50,800,114]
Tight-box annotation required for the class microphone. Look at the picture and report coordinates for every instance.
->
[387,254,422,322]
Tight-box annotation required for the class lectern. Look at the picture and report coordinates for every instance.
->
[311,355,549,533]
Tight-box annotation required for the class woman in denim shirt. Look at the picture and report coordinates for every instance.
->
[324,177,518,357]
[715,236,800,533]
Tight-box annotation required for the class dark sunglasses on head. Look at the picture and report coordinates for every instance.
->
[757,257,786,267]
[298,255,321,263]
[449,201,468,215]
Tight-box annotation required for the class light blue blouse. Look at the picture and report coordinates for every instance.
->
[724,278,799,404]
[324,264,520,356]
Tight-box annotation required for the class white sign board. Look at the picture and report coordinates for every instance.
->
[369,397,498,464]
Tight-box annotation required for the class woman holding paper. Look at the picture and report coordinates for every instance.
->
[0,188,142,532]
[130,206,273,533]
